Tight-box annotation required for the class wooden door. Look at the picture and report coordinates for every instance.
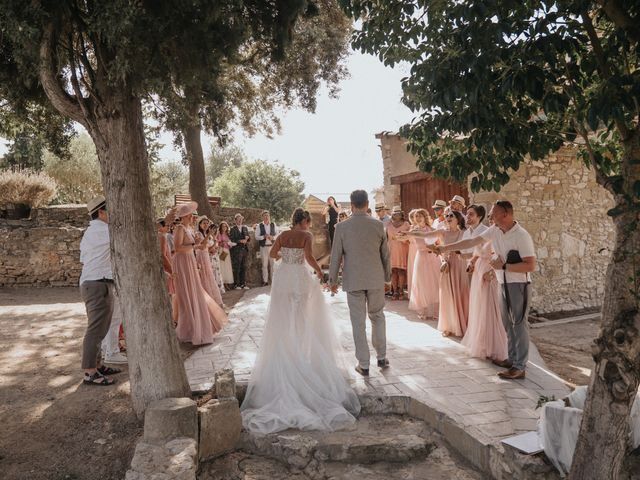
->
[400,177,468,213]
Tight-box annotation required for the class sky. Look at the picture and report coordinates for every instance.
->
[163,49,415,198]
[1,49,416,199]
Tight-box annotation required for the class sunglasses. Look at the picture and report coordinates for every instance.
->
[445,214,455,219]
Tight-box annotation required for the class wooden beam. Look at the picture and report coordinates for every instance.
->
[390,171,432,185]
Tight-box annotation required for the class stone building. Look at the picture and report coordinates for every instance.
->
[377,132,615,314]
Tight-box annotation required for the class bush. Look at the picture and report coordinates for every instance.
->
[0,169,57,207]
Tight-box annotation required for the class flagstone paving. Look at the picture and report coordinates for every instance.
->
[184,287,569,444]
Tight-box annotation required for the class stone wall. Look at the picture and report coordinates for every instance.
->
[377,132,417,207]
[470,146,614,313]
[0,205,87,287]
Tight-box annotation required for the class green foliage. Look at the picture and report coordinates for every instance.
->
[150,162,189,216]
[43,134,102,204]
[205,144,247,184]
[210,159,305,222]
[1,132,45,170]
[341,0,640,199]
[0,169,57,207]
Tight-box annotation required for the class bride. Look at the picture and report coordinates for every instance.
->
[240,208,361,434]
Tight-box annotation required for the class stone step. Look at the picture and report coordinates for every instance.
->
[238,415,436,470]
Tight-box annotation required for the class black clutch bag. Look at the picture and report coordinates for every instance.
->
[506,250,522,264]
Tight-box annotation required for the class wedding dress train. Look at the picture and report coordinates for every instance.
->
[240,247,361,434]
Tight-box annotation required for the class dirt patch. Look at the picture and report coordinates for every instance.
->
[530,318,601,388]
[0,286,244,480]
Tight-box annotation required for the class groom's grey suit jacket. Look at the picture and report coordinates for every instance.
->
[329,212,392,292]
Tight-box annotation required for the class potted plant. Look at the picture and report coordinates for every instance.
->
[0,169,57,219]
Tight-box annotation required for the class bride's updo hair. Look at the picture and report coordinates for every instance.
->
[291,208,311,226]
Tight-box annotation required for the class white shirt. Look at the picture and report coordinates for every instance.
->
[432,217,447,230]
[461,223,488,255]
[255,222,279,246]
[480,222,535,284]
[79,219,112,284]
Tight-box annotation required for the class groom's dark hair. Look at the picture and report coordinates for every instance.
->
[350,190,368,209]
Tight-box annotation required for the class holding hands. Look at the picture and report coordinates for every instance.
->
[489,255,505,270]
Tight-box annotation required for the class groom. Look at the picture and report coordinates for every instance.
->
[329,190,392,376]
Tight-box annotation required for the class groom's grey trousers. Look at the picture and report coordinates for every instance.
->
[346,288,386,369]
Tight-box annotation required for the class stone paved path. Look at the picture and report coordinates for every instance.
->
[185,287,569,444]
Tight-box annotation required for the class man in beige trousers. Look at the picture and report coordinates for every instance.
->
[329,190,392,376]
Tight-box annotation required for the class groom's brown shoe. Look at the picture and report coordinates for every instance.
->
[497,368,525,380]
[355,365,369,377]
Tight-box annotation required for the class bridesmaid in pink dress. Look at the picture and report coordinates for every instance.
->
[157,219,175,296]
[386,207,411,300]
[172,202,227,345]
[408,209,441,319]
[404,210,470,336]
[406,210,418,297]
[461,205,508,359]
[195,216,223,307]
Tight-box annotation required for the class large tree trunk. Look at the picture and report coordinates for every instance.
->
[184,108,216,219]
[569,133,640,479]
[91,94,191,416]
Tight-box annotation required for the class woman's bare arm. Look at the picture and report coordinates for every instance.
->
[304,233,323,280]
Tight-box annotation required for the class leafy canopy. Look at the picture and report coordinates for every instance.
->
[341,0,640,198]
[210,159,305,222]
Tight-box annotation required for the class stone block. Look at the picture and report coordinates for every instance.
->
[127,437,197,480]
[144,397,198,446]
[198,398,242,461]
[215,368,236,399]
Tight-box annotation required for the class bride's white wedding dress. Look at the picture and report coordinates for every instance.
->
[240,247,361,434]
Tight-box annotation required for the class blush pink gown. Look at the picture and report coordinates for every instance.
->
[461,240,508,359]
[387,221,410,269]
[173,226,227,345]
[409,229,441,318]
[407,236,419,295]
[195,232,223,307]
[437,230,470,337]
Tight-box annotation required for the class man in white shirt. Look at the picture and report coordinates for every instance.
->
[79,196,122,386]
[375,204,391,227]
[431,200,447,230]
[255,210,278,286]
[432,200,536,380]
[461,204,488,260]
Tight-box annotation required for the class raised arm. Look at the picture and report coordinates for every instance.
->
[269,234,282,259]
[438,235,485,253]
[402,229,443,240]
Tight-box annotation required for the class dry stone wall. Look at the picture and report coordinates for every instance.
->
[0,205,86,287]
[470,146,614,313]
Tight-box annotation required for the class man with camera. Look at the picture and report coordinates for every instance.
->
[430,200,536,380]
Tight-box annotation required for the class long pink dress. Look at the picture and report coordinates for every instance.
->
[407,236,419,295]
[387,221,410,269]
[437,230,470,337]
[461,240,508,359]
[195,232,223,306]
[159,232,175,295]
[173,225,227,345]
[409,228,441,318]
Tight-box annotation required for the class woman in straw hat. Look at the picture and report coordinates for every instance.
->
[386,206,411,300]
[172,201,227,345]
[195,216,223,306]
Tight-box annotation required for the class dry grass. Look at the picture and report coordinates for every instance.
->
[0,169,57,207]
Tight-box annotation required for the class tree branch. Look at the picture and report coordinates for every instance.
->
[581,10,631,140]
[38,23,85,126]
[67,33,94,125]
[594,0,640,44]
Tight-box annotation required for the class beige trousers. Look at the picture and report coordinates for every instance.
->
[346,288,386,369]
